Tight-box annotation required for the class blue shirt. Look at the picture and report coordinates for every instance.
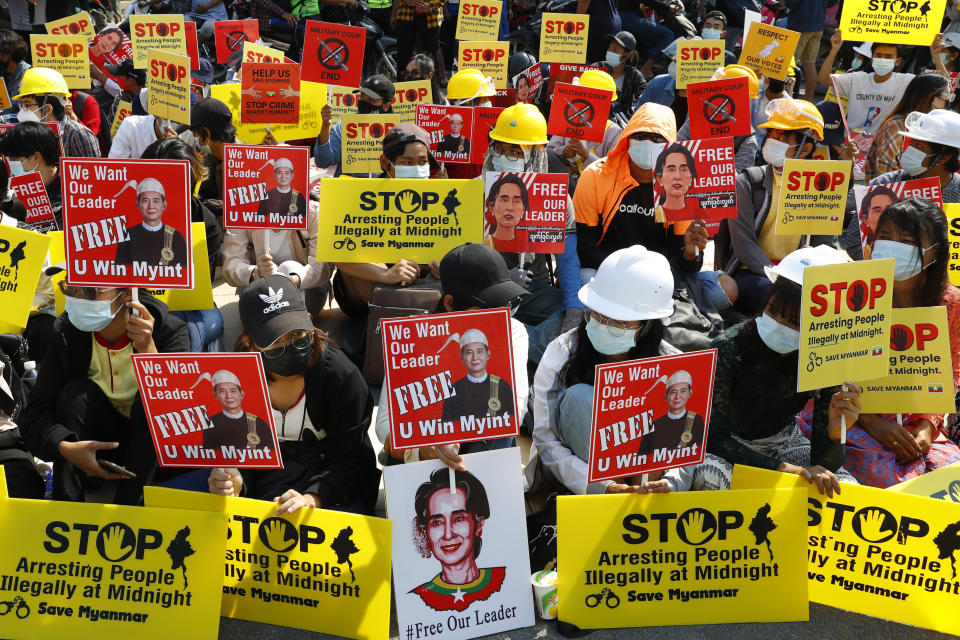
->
[634,74,675,112]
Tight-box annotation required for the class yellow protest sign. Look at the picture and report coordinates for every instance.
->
[798,258,894,392]
[0,498,226,640]
[840,0,946,46]
[0,79,10,110]
[458,41,510,88]
[946,203,960,287]
[129,15,187,68]
[392,80,433,120]
[539,13,589,63]
[732,464,960,635]
[0,225,51,328]
[111,99,134,139]
[327,84,359,124]
[737,22,800,81]
[890,462,960,502]
[676,40,726,90]
[556,489,808,628]
[144,487,392,640]
[859,306,954,413]
[0,464,6,496]
[45,11,96,38]
[29,35,90,89]
[340,114,405,174]
[211,81,328,143]
[316,177,484,263]
[242,40,290,64]
[455,0,503,41]
[775,159,851,236]
[147,48,191,125]
[142,223,214,311]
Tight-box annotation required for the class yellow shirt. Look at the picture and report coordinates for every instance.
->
[757,171,802,264]
[88,333,138,419]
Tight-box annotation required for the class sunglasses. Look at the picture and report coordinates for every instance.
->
[58,281,118,301]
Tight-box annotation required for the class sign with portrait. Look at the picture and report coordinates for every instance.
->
[133,352,281,469]
[651,138,737,223]
[9,171,57,232]
[141,222,215,312]
[383,448,535,640]
[146,48,191,125]
[457,41,509,88]
[29,34,90,89]
[538,13,589,63]
[301,20,366,87]
[223,145,310,230]
[546,82,613,144]
[128,15,187,68]
[737,21,800,81]
[417,104,475,164]
[687,76,752,139]
[512,63,543,103]
[213,19,259,64]
[455,0,503,41]
[482,171,567,253]
[0,224,51,328]
[854,177,942,257]
[240,62,301,125]
[774,159,851,236]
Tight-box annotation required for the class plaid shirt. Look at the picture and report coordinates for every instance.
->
[252,0,288,31]
[865,114,905,183]
[395,0,443,27]
[60,117,101,158]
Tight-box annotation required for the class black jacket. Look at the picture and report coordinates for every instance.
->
[20,293,189,461]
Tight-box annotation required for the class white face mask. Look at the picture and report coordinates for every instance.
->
[17,105,41,123]
[393,163,430,179]
[871,239,936,280]
[755,313,800,354]
[701,28,722,40]
[492,152,526,172]
[900,145,932,176]
[872,57,896,76]
[585,316,639,355]
[667,61,677,79]
[628,139,664,170]
[762,137,793,167]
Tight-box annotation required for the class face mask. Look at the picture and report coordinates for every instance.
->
[871,239,935,280]
[492,152,526,172]
[941,52,952,67]
[357,101,382,114]
[702,28,722,40]
[585,316,638,355]
[667,61,677,79]
[762,137,792,167]
[628,139,664,169]
[17,106,40,123]
[900,145,932,176]
[605,51,623,67]
[872,57,896,76]
[261,348,313,377]
[850,57,863,70]
[194,139,212,155]
[755,313,800,354]
[7,155,35,177]
[65,293,122,332]
[477,99,493,108]
[394,163,430,179]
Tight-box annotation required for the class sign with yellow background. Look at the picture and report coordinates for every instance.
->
[29,35,90,89]
[392,80,433,120]
[775,159,851,236]
[455,0,503,41]
[0,80,10,110]
[143,223,214,311]
[859,306,954,413]
[242,41,290,64]
[340,114,408,174]
[890,462,960,503]
[45,11,96,38]
[737,21,800,81]
[0,494,226,640]
[147,48,191,125]
[0,225,51,328]
[732,464,960,636]
[675,40,725,90]
[840,0,946,46]
[539,13,589,63]
[144,487,392,640]
[111,99,134,138]
[798,258,894,392]
[557,489,808,628]
[458,41,510,88]
[945,203,960,287]
[316,177,484,263]
[212,81,328,143]
[129,15,187,68]
[327,84,360,124]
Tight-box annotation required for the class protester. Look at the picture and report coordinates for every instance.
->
[14,68,100,158]
[314,75,395,176]
[595,32,647,124]
[0,30,29,103]
[191,97,239,216]
[577,0,621,65]
[104,58,146,124]
[393,0,443,73]
[786,0,837,101]
[814,101,857,161]
[699,10,736,64]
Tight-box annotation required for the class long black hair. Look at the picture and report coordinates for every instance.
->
[563,313,665,387]
[875,198,949,307]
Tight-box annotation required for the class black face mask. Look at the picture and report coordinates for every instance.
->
[358,101,383,114]
[261,348,312,377]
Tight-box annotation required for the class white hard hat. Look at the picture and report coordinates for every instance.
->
[764,245,851,285]
[212,370,242,389]
[852,41,873,58]
[275,157,294,171]
[666,370,692,389]
[578,245,674,321]
[898,110,960,148]
[137,178,165,198]
[459,329,488,348]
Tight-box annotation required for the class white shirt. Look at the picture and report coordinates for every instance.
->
[108,115,159,159]
[832,71,915,135]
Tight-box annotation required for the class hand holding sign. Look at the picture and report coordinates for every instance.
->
[58,440,125,480]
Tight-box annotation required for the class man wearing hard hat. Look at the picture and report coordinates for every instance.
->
[203,370,272,451]
[114,177,188,269]
[639,369,705,457]
[14,67,100,158]
[256,157,306,224]
[440,329,516,433]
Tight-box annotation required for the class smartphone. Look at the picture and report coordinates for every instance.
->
[98,459,137,479]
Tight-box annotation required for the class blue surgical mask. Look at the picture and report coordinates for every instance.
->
[871,239,936,280]
[194,139,212,155]
[755,313,800,354]
[872,57,896,76]
[65,293,123,332]
[702,28,722,40]
[7,156,35,177]
[940,52,951,67]
[850,57,863,70]
[585,316,639,355]
[394,163,430,179]
[667,60,677,79]
[900,145,931,176]
[605,51,624,68]
[492,152,526,172]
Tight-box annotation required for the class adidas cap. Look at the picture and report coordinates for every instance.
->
[239,275,313,348]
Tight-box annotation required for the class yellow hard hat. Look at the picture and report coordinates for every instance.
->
[489,102,548,145]
[787,56,798,77]
[758,98,824,141]
[446,68,496,101]
[577,69,618,101]
[711,64,759,99]
[14,67,71,101]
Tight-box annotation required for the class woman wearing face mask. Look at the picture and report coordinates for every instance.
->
[522,246,688,495]
[698,246,863,496]
[597,31,646,125]
[208,276,380,514]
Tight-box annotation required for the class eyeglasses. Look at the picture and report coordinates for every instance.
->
[492,142,525,161]
[584,309,643,337]
[58,281,118,301]
[631,132,667,143]
[261,332,313,359]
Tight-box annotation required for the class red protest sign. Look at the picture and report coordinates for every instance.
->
[513,63,543,103]
[687,76,751,140]
[9,173,57,232]
[133,352,282,469]
[854,177,942,252]
[652,138,737,223]
[214,19,259,64]
[470,105,503,164]
[88,25,133,80]
[184,21,199,70]
[490,87,517,108]
[301,20,365,87]
[241,62,300,124]
[588,350,716,483]
[483,171,567,253]
[223,144,309,230]
[547,82,612,143]
[62,158,193,289]
[383,309,519,450]
[416,104,474,164]
[546,62,593,95]
[0,122,62,156]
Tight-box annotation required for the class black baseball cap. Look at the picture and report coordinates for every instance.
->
[189,97,233,132]
[354,74,395,102]
[239,275,313,348]
[440,243,530,309]
[105,58,146,83]
[608,31,637,52]
[383,123,441,171]
[816,101,844,147]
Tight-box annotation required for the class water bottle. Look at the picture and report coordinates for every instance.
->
[22,361,37,380]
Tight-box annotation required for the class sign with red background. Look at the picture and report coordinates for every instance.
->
[184,21,200,70]
[483,171,567,253]
[214,19,259,64]
[547,82,612,143]
[9,173,56,232]
[416,104,474,164]
[546,62,593,95]
[687,75,751,139]
[652,137,737,223]
[223,144,310,230]
[241,62,301,124]
[853,177,943,253]
[88,24,133,82]
[301,21,366,87]
[470,105,503,164]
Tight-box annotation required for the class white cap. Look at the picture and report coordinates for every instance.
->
[852,41,873,58]
[943,33,960,50]
[459,329,487,348]
[666,370,692,389]
[275,157,294,171]
[898,109,960,148]
[137,178,165,198]
[764,245,851,285]
[579,246,674,321]
[212,370,242,389]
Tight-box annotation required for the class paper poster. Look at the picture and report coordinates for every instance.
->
[9,172,57,233]
[301,20,366,87]
[129,15,187,68]
[242,41,292,64]
[340,114,402,173]
[458,41,509,88]
[144,487,393,640]
[61,158,193,289]
[88,24,134,80]
[651,138,737,223]
[211,81,328,144]
[798,258,894,391]
[29,35,90,89]
[383,308,517,450]
[327,84,360,124]
[223,144,310,230]
[142,222,214,312]
[512,63,543,103]
[947,203,960,287]
[133,353,281,469]
[45,11,95,37]
[110,99,133,139]
[539,13,589,63]
[184,21,200,71]
[491,87,517,107]
[588,350,715,483]
[482,171,566,253]
[557,488,808,628]
[547,82,613,143]
[737,21,800,81]
[392,80,433,120]
[470,105,503,164]
[383,448,535,639]
[687,76,752,140]
[840,0,946,46]
[854,177,942,256]
[0,225,51,328]
[241,62,301,124]
[774,159,852,236]
[732,464,960,636]
[546,62,594,95]
[214,19,259,64]
[456,0,503,41]
[676,39,725,90]
[417,104,475,164]
[147,48,191,125]
[0,496,226,640]
[0,80,10,110]
[859,306,955,413]
[890,462,960,502]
